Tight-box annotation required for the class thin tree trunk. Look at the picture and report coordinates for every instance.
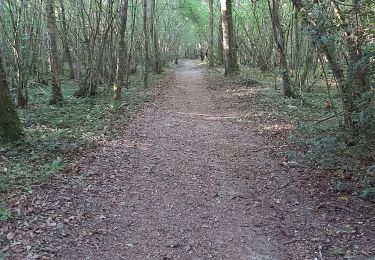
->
[220,0,238,75]
[300,47,313,87]
[143,0,149,88]
[291,0,355,132]
[151,0,161,74]
[0,55,23,143]
[127,0,138,77]
[217,15,224,66]
[59,0,75,79]
[113,0,129,100]
[4,0,28,107]
[267,0,293,97]
[47,0,63,104]
[208,0,215,68]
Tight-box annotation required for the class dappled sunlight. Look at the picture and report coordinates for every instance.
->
[28,124,61,133]
[239,111,268,120]
[176,111,238,121]
[106,139,153,151]
[225,88,258,97]
[263,123,295,131]
[0,0,372,257]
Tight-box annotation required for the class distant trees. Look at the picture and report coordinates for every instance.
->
[0,0,44,108]
[0,0,203,143]
[0,0,197,103]
[0,0,372,143]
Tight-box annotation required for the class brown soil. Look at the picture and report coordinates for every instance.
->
[2,60,374,259]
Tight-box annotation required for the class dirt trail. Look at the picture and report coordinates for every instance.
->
[5,60,299,259]
[63,60,288,259]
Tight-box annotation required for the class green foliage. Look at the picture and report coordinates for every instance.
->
[354,90,375,144]
[361,186,375,200]
[239,66,368,168]
[306,136,347,167]
[50,159,62,171]
[0,77,153,193]
[178,0,207,26]
[0,203,12,221]
[159,0,209,54]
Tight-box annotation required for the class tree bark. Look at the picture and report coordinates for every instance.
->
[4,0,29,107]
[290,0,358,132]
[220,0,238,75]
[127,0,138,77]
[143,0,149,88]
[217,15,224,66]
[0,55,23,144]
[113,0,130,100]
[208,0,215,68]
[47,0,63,104]
[59,0,75,79]
[151,0,161,74]
[267,0,293,97]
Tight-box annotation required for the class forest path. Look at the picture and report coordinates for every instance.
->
[59,60,287,259]
[6,60,297,259]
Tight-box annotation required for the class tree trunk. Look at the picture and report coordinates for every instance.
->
[151,0,161,74]
[290,0,366,133]
[143,0,149,88]
[59,0,75,79]
[208,0,215,68]
[267,0,294,97]
[220,0,238,75]
[0,56,23,144]
[113,0,129,100]
[47,0,63,104]
[217,15,224,66]
[127,0,138,79]
[4,0,29,108]
[300,50,313,87]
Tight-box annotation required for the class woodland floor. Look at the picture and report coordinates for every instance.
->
[1,60,374,259]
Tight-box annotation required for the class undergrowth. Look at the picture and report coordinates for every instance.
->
[0,73,163,200]
[239,66,374,173]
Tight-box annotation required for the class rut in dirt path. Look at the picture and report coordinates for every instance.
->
[58,60,287,259]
